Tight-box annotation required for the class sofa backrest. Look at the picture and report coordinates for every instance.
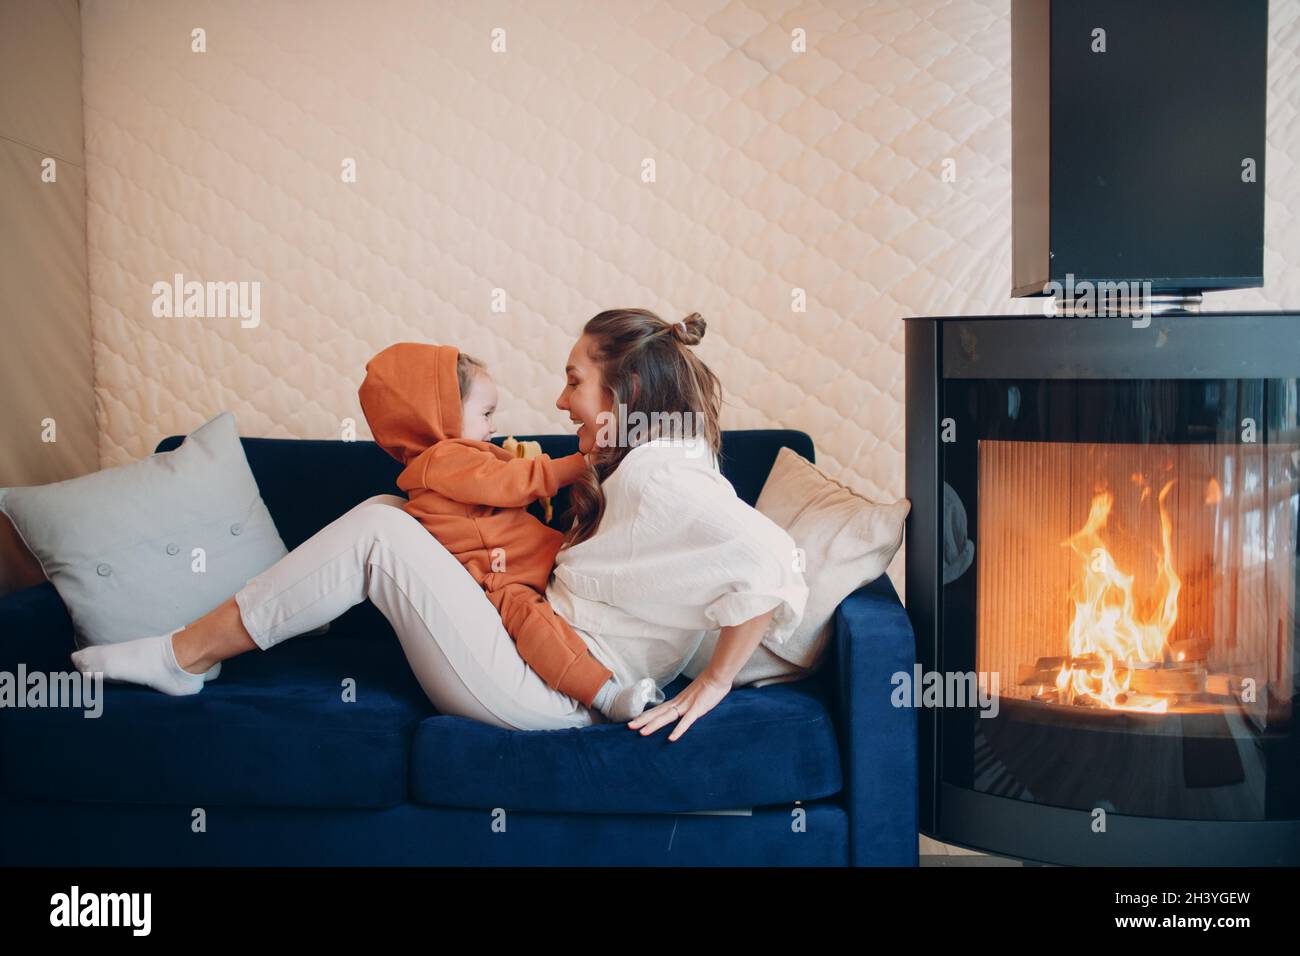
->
[156,429,815,551]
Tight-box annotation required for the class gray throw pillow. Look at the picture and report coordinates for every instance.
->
[0,411,289,650]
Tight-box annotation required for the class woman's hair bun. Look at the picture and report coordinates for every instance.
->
[671,312,705,346]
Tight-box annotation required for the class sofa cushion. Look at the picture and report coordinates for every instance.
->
[0,601,434,809]
[408,669,842,813]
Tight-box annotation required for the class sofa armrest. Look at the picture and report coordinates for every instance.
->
[0,582,76,673]
[833,573,918,866]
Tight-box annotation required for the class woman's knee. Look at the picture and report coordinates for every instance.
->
[357,493,407,511]
[351,495,412,534]
[352,495,445,555]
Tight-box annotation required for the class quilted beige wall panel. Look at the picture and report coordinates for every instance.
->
[83,0,1300,592]
[0,0,95,490]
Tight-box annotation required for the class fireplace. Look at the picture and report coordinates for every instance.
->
[981,434,1293,710]
[905,314,1300,864]
[903,0,1300,865]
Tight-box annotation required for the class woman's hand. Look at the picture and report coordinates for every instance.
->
[627,670,730,741]
[627,606,777,741]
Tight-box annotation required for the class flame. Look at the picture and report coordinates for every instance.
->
[1055,480,1180,713]
[1205,478,1221,505]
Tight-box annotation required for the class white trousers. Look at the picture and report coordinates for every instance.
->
[234,494,600,731]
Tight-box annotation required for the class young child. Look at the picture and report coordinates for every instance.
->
[358,342,664,722]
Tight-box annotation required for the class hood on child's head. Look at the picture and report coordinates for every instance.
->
[358,342,464,464]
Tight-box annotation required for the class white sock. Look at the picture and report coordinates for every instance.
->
[593,676,665,722]
[70,630,206,696]
[592,677,620,713]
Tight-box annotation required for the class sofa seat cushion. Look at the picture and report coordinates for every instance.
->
[409,670,843,813]
[0,602,434,809]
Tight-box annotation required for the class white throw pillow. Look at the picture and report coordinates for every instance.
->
[683,446,909,687]
[0,411,289,650]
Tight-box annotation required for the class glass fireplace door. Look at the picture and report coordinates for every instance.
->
[939,377,1300,822]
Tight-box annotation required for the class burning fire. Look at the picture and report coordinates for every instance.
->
[1054,481,1180,713]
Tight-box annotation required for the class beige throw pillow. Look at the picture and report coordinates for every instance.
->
[683,446,909,687]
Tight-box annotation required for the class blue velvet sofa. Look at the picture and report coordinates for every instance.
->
[0,428,917,866]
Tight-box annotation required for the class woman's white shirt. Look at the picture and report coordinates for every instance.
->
[546,436,809,690]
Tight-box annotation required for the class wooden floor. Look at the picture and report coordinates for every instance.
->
[919,834,1026,867]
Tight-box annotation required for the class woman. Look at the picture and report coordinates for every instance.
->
[72,309,809,742]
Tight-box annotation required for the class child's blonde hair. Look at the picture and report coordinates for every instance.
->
[456,352,488,403]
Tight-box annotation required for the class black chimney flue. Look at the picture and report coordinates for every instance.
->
[1011,0,1268,306]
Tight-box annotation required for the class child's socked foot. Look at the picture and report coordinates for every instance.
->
[593,676,665,722]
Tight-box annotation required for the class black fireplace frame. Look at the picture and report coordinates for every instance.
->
[905,311,1300,865]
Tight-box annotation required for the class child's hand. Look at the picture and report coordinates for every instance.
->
[504,436,552,523]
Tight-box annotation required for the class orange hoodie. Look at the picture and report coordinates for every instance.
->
[357,342,590,587]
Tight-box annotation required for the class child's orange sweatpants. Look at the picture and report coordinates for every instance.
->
[484,581,613,708]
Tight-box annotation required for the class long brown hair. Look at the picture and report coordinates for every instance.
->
[560,309,723,548]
